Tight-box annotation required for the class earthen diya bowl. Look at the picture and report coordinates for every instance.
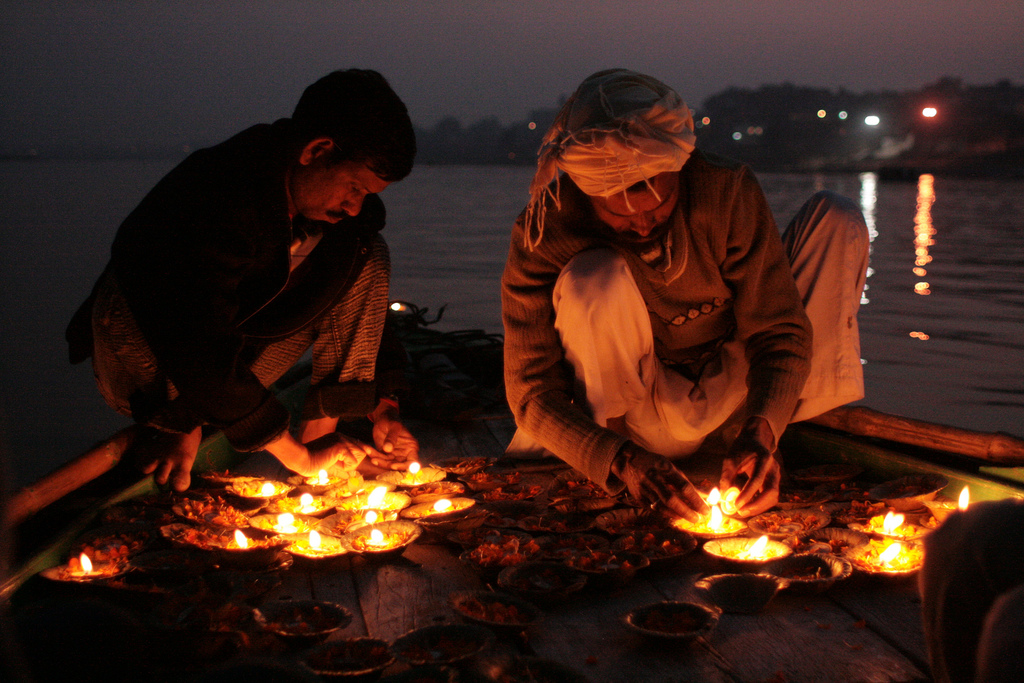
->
[694,573,787,614]
[702,536,793,566]
[339,520,421,559]
[760,552,853,593]
[624,601,720,642]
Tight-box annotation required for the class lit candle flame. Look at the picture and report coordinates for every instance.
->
[958,486,970,511]
[737,535,770,560]
[316,469,329,486]
[408,462,421,475]
[706,487,722,506]
[309,530,321,550]
[433,498,453,513]
[878,542,902,566]
[300,493,315,513]
[369,528,385,546]
[882,511,905,535]
[708,504,724,531]
[365,510,379,525]
[275,513,297,533]
[367,486,387,508]
[234,529,249,549]
[79,552,93,574]
[260,482,276,497]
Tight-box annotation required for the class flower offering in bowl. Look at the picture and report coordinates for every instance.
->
[392,623,495,667]
[375,462,446,488]
[434,456,494,476]
[263,491,338,517]
[160,523,289,569]
[288,467,364,497]
[255,599,353,644]
[497,561,588,603]
[301,637,394,680]
[447,590,543,633]
[746,508,831,539]
[869,474,948,512]
[248,512,321,536]
[284,530,348,565]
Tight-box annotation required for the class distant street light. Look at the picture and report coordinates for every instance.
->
[922,107,938,118]
[865,115,881,126]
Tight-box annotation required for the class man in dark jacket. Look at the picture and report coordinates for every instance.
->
[66,69,418,491]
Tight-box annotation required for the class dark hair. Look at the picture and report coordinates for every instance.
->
[292,69,416,181]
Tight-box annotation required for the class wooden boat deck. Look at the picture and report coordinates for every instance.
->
[221,412,936,683]
[10,403,1024,682]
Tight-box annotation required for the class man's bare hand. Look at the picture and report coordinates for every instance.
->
[302,432,369,473]
[719,416,780,517]
[134,426,202,492]
[613,443,709,523]
[368,400,419,470]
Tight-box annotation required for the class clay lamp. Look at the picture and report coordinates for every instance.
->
[847,538,925,575]
[924,486,970,525]
[703,534,793,566]
[671,487,747,539]
[286,529,347,562]
[341,520,422,558]
[336,485,411,514]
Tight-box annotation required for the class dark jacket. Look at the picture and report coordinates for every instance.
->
[67,120,396,448]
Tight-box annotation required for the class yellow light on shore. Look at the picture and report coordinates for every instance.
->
[922,107,937,118]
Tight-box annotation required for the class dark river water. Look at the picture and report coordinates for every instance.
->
[2,161,1022,488]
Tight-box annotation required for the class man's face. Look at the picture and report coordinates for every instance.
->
[289,139,391,223]
[588,171,679,244]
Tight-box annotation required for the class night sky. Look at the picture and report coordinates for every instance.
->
[3,1,1023,151]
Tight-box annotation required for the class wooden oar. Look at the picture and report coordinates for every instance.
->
[805,406,1024,466]
[4,426,139,529]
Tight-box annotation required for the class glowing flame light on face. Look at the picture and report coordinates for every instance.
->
[260,482,276,497]
[958,486,970,511]
[882,511,905,535]
[234,529,249,549]
[433,499,453,513]
[878,542,902,566]
[276,513,297,533]
[300,493,315,512]
[309,530,321,550]
[79,553,93,574]
[367,486,387,508]
[738,535,769,560]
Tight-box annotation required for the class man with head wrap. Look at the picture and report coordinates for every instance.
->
[502,69,868,520]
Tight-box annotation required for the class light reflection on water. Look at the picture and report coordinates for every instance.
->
[1,161,1022,486]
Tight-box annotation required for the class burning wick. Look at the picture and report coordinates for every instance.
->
[260,482,276,497]
[433,498,453,513]
[366,486,387,509]
[316,469,329,486]
[368,528,387,547]
[364,510,379,525]
[705,488,725,531]
[878,542,902,566]
[408,461,422,483]
[958,486,970,511]
[234,529,249,549]
[736,535,770,560]
[308,530,321,550]
[299,493,315,514]
[79,552,93,574]
[882,511,905,536]
[275,513,298,534]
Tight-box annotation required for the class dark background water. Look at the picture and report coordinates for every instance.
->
[2,161,1022,488]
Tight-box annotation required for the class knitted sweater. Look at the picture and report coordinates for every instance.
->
[501,150,812,490]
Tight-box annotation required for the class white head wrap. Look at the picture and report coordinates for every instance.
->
[524,69,697,249]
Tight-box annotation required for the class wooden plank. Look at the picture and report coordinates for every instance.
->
[828,574,929,669]
[527,580,731,682]
[348,540,487,643]
[648,554,927,683]
[782,424,1024,502]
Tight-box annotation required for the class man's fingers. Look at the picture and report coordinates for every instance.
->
[736,454,778,510]
[154,459,173,486]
